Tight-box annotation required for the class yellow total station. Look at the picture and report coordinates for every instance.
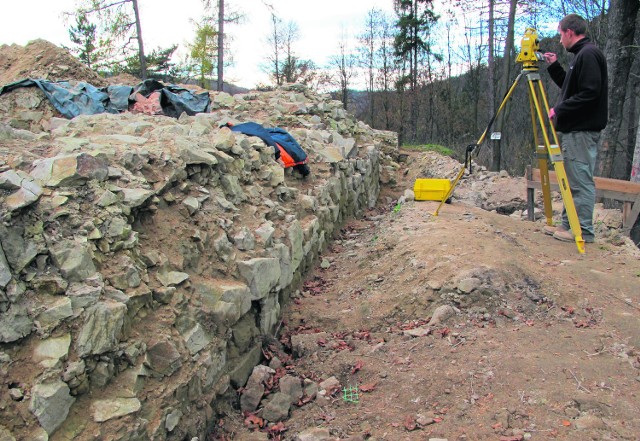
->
[433,27,585,253]
[515,27,546,70]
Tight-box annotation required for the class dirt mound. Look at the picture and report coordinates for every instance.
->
[0,39,107,86]
[103,73,141,86]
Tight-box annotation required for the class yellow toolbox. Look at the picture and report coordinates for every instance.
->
[413,178,451,201]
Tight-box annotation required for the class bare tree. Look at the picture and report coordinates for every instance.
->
[459,12,486,136]
[435,9,458,146]
[261,5,311,87]
[358,8,383,126]
[281,21,301,83]
[491,0,517,172]
[330,31,357,110]
[376,12,397,131]
[264,11,284,85]
[552,0,610,46]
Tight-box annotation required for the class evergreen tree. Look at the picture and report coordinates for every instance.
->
[67,12,100,69]
[393,0,438,91]
[201,0,243,91]
[116,45,178,81]
[189,24,218,88]
[393,0,439,142]
[69,0,147,79]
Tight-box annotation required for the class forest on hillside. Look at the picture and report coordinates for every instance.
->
[55,0,640,181]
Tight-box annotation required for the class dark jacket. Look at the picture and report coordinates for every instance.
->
[547,37,608,132]
[227,122,308,166]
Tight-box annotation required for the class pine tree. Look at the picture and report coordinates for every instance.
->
[69,0,147,79]
[67,12,99,69]
[393,0,439,142]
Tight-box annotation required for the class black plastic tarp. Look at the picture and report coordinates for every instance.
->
[0,78,211,119]
[0,79,124,119]
[105,85,134,113]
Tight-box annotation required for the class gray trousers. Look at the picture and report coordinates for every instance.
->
[557,131,599,240]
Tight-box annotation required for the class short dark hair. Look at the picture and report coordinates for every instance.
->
[559,14,587,35]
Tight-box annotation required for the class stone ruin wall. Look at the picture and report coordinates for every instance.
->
[0,84,398,440]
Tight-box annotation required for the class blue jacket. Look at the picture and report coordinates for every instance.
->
[228,122,308,165]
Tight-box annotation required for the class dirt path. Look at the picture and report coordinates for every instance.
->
[222,151,640,441]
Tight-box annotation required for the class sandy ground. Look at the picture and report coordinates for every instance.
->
[217,150,640,441]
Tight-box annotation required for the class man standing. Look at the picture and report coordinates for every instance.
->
[543,14,608,243]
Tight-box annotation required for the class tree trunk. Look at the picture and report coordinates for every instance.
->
[217,0,224,91]
[626,80,638,179]
[131,0,146,79]
[268,12,281,86]
[409,0,418,142]
[342,86,348,110]
[397,80,406,146]
[359,9,378,126]
[632,94,640,245]
[487,0,497,171]
[492,0,517,172]
[632,91,640,183]
[596,0,639,178]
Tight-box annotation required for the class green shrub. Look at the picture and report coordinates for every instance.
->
[401,143,454,157]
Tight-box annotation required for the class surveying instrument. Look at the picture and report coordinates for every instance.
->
[433,28,585,253]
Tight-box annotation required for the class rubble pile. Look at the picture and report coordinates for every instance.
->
[408,150,628,235]
[0,75,398,440]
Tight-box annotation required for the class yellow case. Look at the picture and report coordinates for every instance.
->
[413,178,451,201]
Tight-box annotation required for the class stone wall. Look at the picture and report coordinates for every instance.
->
[0,84,397,440]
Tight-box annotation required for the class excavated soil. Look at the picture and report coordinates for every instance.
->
[0,39,108,86]
[214,151,640,441]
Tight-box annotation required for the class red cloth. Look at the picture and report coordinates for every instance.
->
[131,91,162,115]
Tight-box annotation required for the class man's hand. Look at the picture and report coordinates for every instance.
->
[549,108,556,120]
[543,52,557,64]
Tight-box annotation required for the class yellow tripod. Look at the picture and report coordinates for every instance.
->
[434,28,585,253]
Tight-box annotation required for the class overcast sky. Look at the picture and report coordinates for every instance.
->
[0,0,396,88]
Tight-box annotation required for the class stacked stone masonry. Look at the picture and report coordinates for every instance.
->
[0,84,398,440]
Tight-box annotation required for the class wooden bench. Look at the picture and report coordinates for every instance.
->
[526,165,640,234]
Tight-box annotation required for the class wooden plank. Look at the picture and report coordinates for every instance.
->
[527,179,638,202]
[530,168,640,194]
[622,193,640,232]
[526,167,640,234]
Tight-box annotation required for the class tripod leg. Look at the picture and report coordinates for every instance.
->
[528,74,585,253]
[536,148,554,224]
[433,165,465,216]
[434,73,524,216]
[527,90,554,224]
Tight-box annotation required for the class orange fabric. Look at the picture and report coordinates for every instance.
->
[276,143,307,168]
